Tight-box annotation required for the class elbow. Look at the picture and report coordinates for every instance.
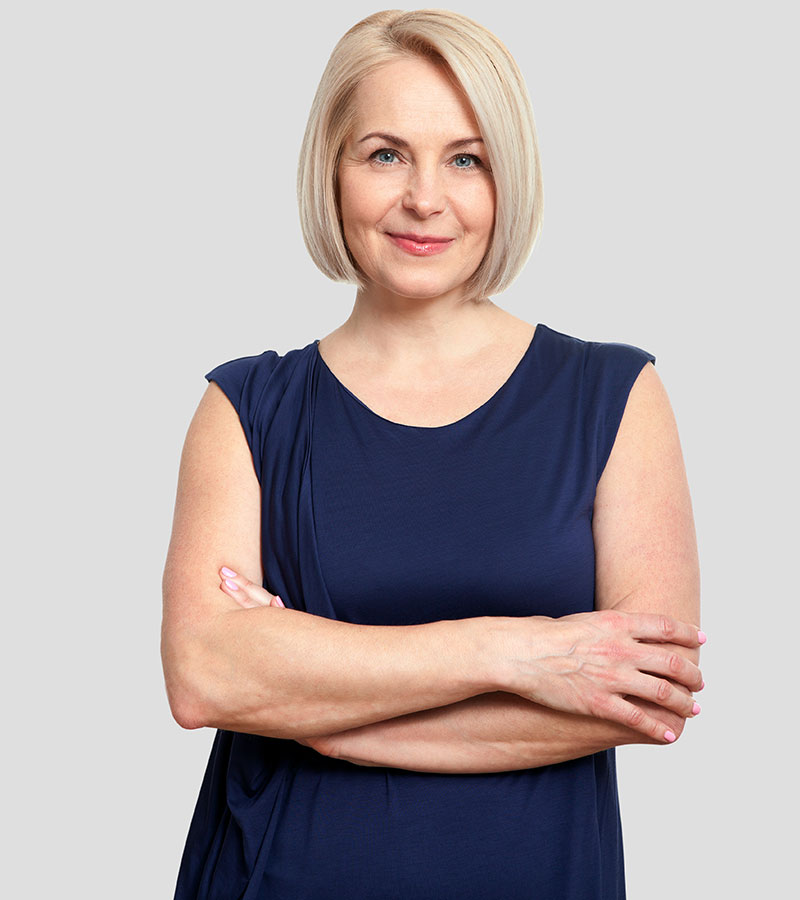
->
[167,684,209,731]
[161,633,215,731]
[161,630,287,737]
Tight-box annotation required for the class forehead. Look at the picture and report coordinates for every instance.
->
[350,56,481,138]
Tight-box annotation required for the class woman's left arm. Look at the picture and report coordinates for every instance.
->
[233,362,703,772]
[590,360,701,659]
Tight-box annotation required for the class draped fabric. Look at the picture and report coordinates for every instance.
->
[173,323,656,900]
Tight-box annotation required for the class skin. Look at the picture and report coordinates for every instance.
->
[337,55,496,309]
[204,55,704,771]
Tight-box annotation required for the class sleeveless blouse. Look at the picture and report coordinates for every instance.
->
[173,322,656,899]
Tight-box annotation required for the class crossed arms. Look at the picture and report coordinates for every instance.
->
[161,362,703,774]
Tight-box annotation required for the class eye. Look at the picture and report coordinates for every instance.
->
[370,149,400,166]
[451,154,483,171]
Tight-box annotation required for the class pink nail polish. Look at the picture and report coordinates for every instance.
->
[224,578,239,591]
[692,702,701,715]
[221,567,237,578]
[664,731,677,743]
[275,595,285,608]
[697,630,707,644]
[700,680,705,690]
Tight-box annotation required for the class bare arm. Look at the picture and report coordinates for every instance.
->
[292,362,704,771]
[592,361,701,658]
[160,382,498,739]
[313,693,689,773]
[164,375,701,746]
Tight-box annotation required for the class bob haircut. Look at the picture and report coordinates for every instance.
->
[297,8,544,301]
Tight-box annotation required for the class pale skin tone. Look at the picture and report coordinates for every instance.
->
[161,55,704,773]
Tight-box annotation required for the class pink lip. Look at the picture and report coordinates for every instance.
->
[387,232,454,256]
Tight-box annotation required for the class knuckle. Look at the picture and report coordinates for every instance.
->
[668,653,682,675]
[596,610,614,629]
[626,705,645,729]
[588,693,610,718]
[658,615,674,640]
[315,736,335,757]
[603,609,629,631]
[655,679,672,702]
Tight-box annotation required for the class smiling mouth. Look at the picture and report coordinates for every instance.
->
[386,233,455,256]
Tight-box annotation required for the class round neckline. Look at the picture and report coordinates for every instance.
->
[314,323,546,431]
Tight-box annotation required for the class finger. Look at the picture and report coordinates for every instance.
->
[622,697,686,742]
[220,578,265,608]
[218,567,274,608]
[625,672,700,719]
[592,693,681,744]
[625,613,706,649]
[635,647,704,693]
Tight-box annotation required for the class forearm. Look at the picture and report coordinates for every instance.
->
[180,607,498,739]
[326,690,669,774]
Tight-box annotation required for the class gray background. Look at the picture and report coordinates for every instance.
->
[3,1,796,896]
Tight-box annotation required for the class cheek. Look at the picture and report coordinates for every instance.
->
[480,183,497,229]
[457,181,496,236]
[339,169,389,225]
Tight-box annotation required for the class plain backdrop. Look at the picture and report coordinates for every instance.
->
[3,1,797,896]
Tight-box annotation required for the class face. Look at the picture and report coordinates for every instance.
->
[337,56,496,305]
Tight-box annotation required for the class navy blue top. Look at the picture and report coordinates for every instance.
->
[173,322,656,900]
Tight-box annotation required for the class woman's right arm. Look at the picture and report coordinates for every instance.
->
[160,383,497,739]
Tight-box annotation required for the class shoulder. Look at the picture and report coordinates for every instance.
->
[594,350,684,521]
[537,324,662,482]
[205,349,281,400]
[535,323,656,374]
[603,359,678,475]
[536,321,659,408]
[201,341,319,473]
[203,343,318,419]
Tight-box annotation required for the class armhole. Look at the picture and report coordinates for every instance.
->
[593,344,657,486]
[204,350,279,484]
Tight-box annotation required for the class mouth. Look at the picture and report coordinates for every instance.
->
[386,232,455,256]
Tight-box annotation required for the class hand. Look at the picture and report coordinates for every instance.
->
[218,566,286,609]
[624,697,689,744]
[502,609,705,743]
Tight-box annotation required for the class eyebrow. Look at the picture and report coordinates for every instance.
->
[356,132,484,151]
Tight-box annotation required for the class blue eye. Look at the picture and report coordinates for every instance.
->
[452,154,486,171]
[371,149,399,166]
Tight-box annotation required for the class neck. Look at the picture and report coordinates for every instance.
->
[336,290,514,364]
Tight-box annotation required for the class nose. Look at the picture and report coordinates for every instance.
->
[402,164,446,217]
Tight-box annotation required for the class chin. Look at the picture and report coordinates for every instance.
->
[377,270,474,302]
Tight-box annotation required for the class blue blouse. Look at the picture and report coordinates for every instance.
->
[173,322,655,899]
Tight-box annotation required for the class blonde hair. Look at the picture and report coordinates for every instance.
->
[296,9,544,301]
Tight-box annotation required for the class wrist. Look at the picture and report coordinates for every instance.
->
[480,615,557,695]
[470,615,534,694]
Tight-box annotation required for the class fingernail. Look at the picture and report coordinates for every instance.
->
[692,702,701,715]
[224,578,239,591]
[221,567,237,578]
[664,731,677,743]
[700,680,705,690]
[275,595,285,608]
[697,631,707,644]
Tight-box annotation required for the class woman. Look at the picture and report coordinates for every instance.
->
[161,9,704,899]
